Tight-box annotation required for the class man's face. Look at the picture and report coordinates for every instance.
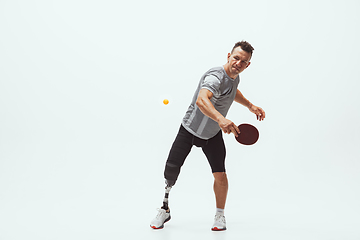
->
[227,47,251,76]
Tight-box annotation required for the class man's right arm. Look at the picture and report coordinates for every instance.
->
[196,88,240,137]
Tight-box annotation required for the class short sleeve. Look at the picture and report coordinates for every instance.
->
[201,75,221,96]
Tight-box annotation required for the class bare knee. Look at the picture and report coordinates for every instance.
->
[213,172,228,185]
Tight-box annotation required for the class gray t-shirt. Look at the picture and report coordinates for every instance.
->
[182,66,240,139]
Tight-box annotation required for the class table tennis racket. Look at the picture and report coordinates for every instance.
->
[235,123,259,145]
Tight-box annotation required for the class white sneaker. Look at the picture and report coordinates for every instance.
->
[150,208,171,229]
[211,214,226,231]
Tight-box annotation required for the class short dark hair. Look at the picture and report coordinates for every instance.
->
[231,41,254,55]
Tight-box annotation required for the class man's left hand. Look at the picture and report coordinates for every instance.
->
[249,105,265,121]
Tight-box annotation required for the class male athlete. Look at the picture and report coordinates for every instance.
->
[150,41,265,231]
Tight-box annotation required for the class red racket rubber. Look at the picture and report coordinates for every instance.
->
[235,123,259,145]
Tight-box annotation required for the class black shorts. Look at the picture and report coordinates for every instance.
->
[166,125,226,173]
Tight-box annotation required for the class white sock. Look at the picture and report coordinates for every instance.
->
[216,208,224,216]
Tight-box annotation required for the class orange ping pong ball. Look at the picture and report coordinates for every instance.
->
[163,99,169,105]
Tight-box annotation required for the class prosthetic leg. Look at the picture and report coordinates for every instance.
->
[161,163,181,210]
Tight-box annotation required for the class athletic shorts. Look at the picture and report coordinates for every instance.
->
[166,124,226,173]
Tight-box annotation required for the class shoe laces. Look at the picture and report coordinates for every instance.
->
[215,214,226,224]
[155,208,167,219]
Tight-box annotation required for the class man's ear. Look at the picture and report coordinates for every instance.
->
[226,53,231,63]
[246,62,251,68]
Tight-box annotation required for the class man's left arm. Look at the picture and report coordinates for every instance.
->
[234,89,265,121]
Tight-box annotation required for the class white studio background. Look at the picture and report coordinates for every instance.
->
[1,0,360,239]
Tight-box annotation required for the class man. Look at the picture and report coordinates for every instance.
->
[150,41,265,231]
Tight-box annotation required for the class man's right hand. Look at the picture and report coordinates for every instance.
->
[217,117,240,137]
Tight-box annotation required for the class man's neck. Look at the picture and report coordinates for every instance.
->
[223,64,238,79]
